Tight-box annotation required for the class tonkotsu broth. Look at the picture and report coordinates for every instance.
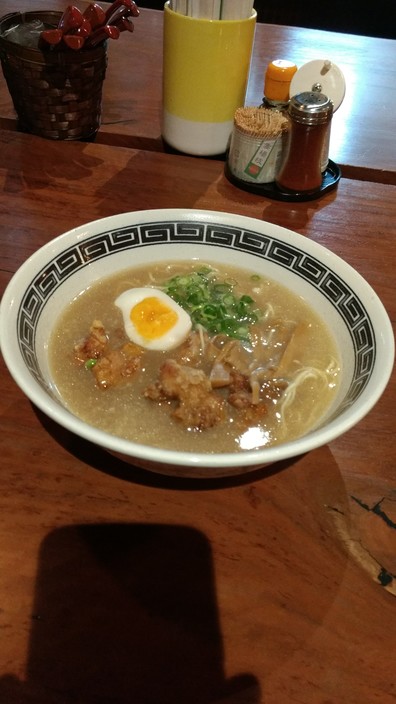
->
[49,261,341,453]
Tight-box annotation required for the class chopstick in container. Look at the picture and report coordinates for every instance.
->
[219,0,254,20]
[189,1,221,18]
[171,1,187,14]
[169,0,254,19]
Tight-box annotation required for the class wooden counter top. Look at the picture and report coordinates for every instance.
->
[0,2,395,183]
[0,129,395,703]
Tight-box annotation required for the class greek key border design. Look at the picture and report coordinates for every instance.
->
[18,220,375,410]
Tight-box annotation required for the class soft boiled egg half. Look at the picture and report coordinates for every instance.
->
[115,287,192,351]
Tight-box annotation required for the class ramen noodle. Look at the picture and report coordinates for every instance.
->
[49,261,341,453]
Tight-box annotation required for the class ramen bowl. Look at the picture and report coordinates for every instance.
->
[0,209,394,478]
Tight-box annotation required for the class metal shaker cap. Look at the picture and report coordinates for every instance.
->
[288,92,333,125]
[290,59,346,112]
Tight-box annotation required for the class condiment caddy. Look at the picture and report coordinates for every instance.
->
[226,57,346,201]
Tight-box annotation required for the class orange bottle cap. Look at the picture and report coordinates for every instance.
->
[264,59,298,102]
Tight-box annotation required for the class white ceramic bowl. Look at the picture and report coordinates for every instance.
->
[1,209,394,478]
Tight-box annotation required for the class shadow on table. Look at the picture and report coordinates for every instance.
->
[0,523,261,704]
[33,405,303,492]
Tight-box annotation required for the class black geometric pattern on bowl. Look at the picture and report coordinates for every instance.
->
[18,220,375,410]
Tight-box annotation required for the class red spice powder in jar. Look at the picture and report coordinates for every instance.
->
[276,91,333,194]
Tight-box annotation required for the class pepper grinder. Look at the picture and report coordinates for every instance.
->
[276,91,333,195]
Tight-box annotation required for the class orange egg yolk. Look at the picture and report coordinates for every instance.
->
[130,297,178,340]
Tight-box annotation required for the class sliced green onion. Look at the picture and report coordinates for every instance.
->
[162,267,262,341]
[213,283,230,295]
[202,304,218,320]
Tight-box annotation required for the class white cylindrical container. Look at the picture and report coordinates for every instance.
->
[162,2,257,156]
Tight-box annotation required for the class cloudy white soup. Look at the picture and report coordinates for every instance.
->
[49,261,341,453]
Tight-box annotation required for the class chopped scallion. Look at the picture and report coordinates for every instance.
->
[162,268,261,341]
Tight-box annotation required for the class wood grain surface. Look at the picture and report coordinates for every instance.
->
[0,129,395,703]
[0,2,395,183]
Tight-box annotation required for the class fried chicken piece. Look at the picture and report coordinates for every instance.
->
[74,320,108,363]
[145,358,225,430]
[227,370,252,408]
[93,342,143,389]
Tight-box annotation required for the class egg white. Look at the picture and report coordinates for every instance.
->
[115,287,192,351]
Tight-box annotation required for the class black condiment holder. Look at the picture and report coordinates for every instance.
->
[224,159,341,202]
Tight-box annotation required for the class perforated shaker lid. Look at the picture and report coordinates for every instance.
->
[290,59,346,111]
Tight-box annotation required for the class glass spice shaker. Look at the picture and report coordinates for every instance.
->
[276,91,334,194]
[289,60,346,172]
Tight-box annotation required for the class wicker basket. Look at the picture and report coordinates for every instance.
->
[0,11,108,140]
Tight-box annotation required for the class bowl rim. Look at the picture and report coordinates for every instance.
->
[1,208,394,469]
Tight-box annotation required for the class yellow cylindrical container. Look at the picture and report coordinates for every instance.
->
[162,2,257,156]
